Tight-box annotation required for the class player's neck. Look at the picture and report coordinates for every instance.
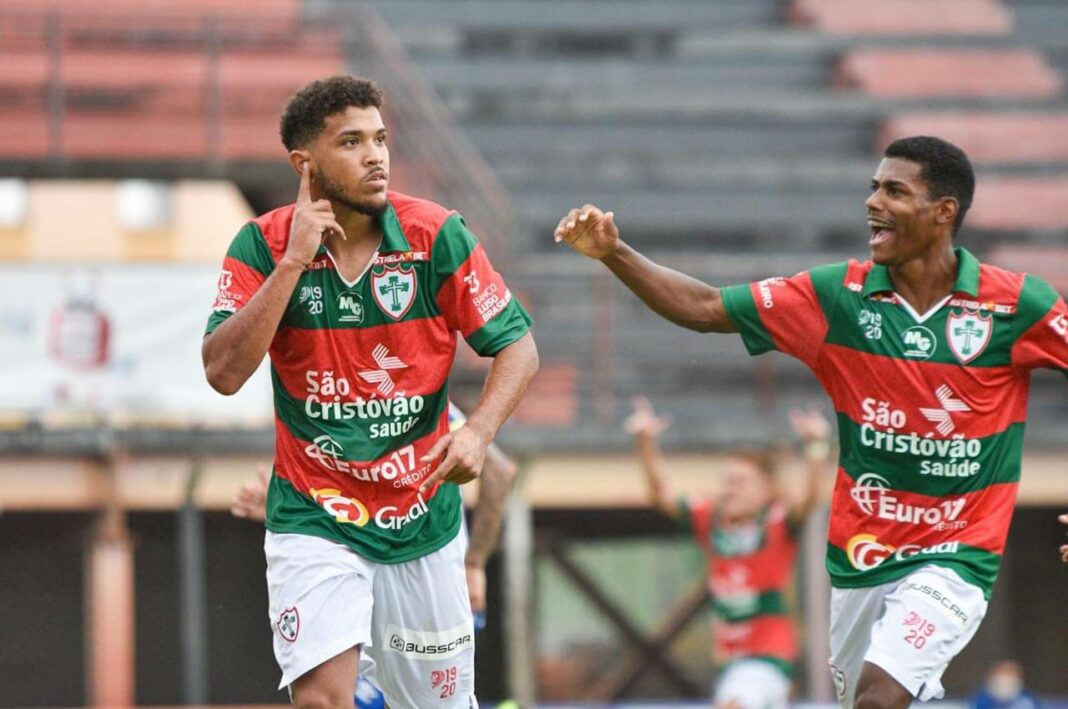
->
[331,204,382,248]
[888,244,958,314]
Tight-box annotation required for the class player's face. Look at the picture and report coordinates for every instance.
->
[865,158,946,266]
[308,105,390,217]
[718,458,772,521]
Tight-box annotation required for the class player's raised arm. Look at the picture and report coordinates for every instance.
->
[554,204,736,333]
[625,397,681,520]
[787,406,833,526]
[202,163,343,395]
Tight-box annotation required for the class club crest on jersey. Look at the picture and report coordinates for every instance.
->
[946,309,992,364]
[276,607,300,642]
[372,265,417,320]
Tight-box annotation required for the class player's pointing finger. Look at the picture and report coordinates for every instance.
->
[296,161,312,205]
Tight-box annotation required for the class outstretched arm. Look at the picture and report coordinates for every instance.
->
[419,333,538,494]
[625,397,682,520]
[787,406,833,527]
[554,205,736,333]
[464,442,520,617]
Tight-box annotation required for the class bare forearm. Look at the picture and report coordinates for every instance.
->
[464,332,539,442]
[601,242,735,333]
[466,444,518,567]
[202,259,304,395]
[634,434,677,519]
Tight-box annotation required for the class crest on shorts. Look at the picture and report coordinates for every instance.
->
[371,265,417,321]
[277,606,300,642]
[946,309,991,364]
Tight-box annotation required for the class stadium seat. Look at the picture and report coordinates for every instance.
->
[969,177,1068,230]
[791,0,1013,35]
[879,113,1068,163]
[837,50,1061,98]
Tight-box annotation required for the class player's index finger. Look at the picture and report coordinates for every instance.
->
[296,161,311,204]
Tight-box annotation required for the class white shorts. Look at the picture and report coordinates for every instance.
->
[828,564,987,707]
[714,658,791,709]
[265,528,477,709]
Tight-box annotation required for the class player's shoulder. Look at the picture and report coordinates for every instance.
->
[249,204,296,264]
[974,260,1060,318]
[387,191,457,250]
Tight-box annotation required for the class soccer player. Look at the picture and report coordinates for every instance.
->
[554,136,1068,708]
[203,75,538,708]
[625,397,830,709]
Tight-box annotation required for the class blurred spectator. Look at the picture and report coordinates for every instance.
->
[970,660,1038,709]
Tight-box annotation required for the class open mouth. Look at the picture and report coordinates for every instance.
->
[364,171,388,185]
[868,217,895,245]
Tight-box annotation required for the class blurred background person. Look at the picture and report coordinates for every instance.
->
[970,660,1038,709]
[624,397,831,708]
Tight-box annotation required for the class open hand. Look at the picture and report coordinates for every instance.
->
[624,396,673,438]
[231,464,270,521]
[553,203,619,260]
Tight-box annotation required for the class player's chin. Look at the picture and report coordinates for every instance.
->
[353,193,389,217]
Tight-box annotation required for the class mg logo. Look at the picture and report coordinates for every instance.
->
[902,326,936,360]
[336,291,365,323]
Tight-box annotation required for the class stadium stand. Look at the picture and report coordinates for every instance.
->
[337,0,1068,449]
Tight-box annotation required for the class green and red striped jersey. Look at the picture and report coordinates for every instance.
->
[206,192,532,563]
[721,248,1068,597]
[679,499,798,676]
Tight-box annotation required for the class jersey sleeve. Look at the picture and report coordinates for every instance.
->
[204,222,276,336]
[1011,274,1068,377]
[719,267,834,369]
[429,213,533,356]
[679,496,714,546]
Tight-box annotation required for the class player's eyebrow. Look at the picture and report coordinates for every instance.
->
[337,128,387,138]
[870,178,910,192]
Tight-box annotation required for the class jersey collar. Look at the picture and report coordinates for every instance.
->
[862,247,980,299]
[378,199,411,253]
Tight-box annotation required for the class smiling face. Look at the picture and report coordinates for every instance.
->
[304,105,390,217]
[865,157,958,267]
[717,456,774,522]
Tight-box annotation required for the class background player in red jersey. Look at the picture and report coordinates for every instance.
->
[554,136,1068,709]
[203,76,537,708]
[625,397,830,709]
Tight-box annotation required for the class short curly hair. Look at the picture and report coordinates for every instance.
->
[280,75,384,150]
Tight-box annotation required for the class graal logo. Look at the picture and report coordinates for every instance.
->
[919,384,971,436]
[337,291,364,323]
[902,326,936,359]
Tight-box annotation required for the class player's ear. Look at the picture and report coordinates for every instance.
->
[935,196,959,229]
[287,149,311,176]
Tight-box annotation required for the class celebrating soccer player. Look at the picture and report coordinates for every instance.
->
[555,136,1068,709]
[203,75,538,708]
[625,397,830,709]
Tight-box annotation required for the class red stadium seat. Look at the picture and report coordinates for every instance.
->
[791,0,1013,35]
[879,113,1068,163]
[0,110,51,157]
[837,50,1061,98]
[969,178,1068,231]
